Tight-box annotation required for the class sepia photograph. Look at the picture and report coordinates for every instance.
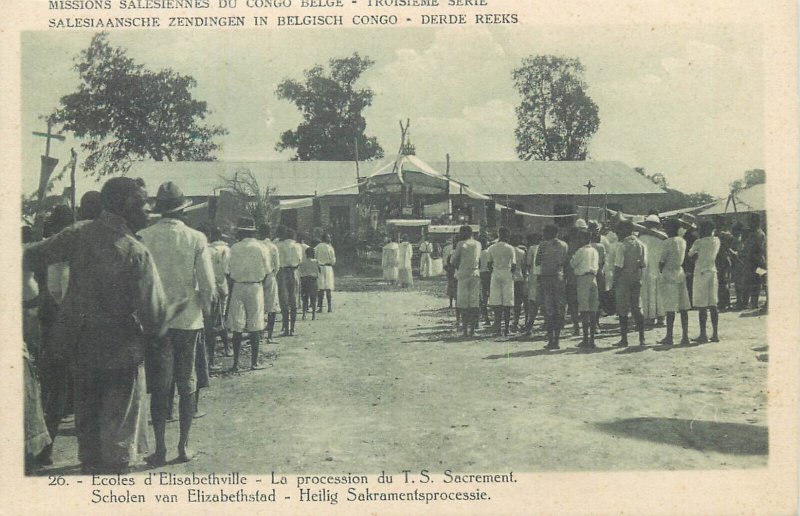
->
[7,4,794,509]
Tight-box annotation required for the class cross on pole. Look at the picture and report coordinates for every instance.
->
[583,180,595,220]
[32,118,66,161]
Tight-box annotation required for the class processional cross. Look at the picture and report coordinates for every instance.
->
[583,180,596,220]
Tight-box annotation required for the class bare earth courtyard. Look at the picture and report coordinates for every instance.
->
[37,276,768,475]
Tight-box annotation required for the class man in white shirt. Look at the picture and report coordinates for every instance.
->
[259,224,280,343]
[658,218,692,346]
[204,226,231,367]
[569,230,600,348]
[314,233,336,313]
[523,233,541,334]
[276,226,303,336]
[139,182,215,465]
[452,225,482,337]
[486,226,517,336]
[688,220,721,343]
[227,217,271,368]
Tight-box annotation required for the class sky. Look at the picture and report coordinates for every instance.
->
[20,25,763,197]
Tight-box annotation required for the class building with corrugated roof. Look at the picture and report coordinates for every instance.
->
[127,158,665,237]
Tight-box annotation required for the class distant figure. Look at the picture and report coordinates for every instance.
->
[382,237,399,284]
[276,226,303,336]
[613,219,647,347]
[299,246,321,320]
[569,229,599,348]
[397,235,414,288]
[523,233,541,333]
[78,190,102,221]
[657,218,692,346]
[639,214,665,325]
[418,236,433,278]
[227,217,271,367]
[259,224,280,343]
[452,225,482,337]
[744,213,766,309]
[536,225,568,349]
[688,220,721,343]
[478,235,493,327]
[486,226,517,336]
[314,233,336,313]
[443,237,457,307]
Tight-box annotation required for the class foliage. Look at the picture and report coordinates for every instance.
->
[685,191,717,207]
[220,169,279,228]
[53,32,227,178]
[634,167,668,190]
[512,55,600,161]
[275,53,384,161]
[730,168,765,193]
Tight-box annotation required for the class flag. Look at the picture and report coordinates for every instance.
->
[37,155,59,200]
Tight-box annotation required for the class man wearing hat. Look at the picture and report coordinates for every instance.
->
[536,224,569,349]
[564,219,589,336]
[227,217,272,365]
[640,214,665,326]
[451,225,482,337]
[138,181,216,465]
[24,177,176,473]
[613,219,647,347]
[276,226,303,335]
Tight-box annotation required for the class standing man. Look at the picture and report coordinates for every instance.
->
[569,229,599,348]
[382,236,399,285]
[688,220,721,342]
[510,233,528,332]
[478,234,493,327]
[259,224,280,343]
[276,226,303,335]
[486,227,517,336]
[730,223,749,309]
[523,233,541,334]
[24,177,174,474]
[418,235,433,278]
[715,226,734,311]
[227,217,271,365]
[657,218,692,346]
[536,225,568,349]
[452,225,482,337]
[564,220,587,336]
[588,221,606,329]
[315,233,337,313]
[443,237,457,306]
[139,182,216,466]
[204,226,230,368]
[744,213,766,309]
[639,215,665,326]
[397,234,414,288]
[613,219,647,347]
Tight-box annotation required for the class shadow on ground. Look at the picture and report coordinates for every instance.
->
[594,417,768,455]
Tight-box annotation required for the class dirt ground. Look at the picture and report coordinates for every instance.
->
[37,274,768,475]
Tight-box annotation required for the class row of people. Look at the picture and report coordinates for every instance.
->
[443,213,763,349]
[23,178,339,473]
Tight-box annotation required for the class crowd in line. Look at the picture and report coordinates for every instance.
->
[382,211,767,350]
[23,178,337,474]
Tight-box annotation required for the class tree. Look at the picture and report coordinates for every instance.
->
[53,32,227,178]
[512,56,600,161]
[744,168,765,187]
[221,169,279,228]
[685,191,717,207]
[275,53,384,161]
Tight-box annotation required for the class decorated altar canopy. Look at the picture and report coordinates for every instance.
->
[362,153,489,200]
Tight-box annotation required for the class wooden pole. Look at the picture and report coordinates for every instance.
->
[69,148,77,221]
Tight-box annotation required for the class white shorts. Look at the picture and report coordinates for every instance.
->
[692,270,718,308]
[488,270,514,307]
[226,282,265,333]
[263,274,279,314]
[317,265,335,290]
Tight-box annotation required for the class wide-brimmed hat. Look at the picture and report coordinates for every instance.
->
[236,216,257,233]
[152,181,192,214]
[574,218,588,229]
[677,213,698,229]
[643,214,661,227]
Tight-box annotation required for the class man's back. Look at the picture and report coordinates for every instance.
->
[454,238,481,278]
[139,218,214,330]
[25,213,167,370]
[487,241,515,271]
[229,239,271,282]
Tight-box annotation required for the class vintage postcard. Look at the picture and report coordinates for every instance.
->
[1,0,797,514]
